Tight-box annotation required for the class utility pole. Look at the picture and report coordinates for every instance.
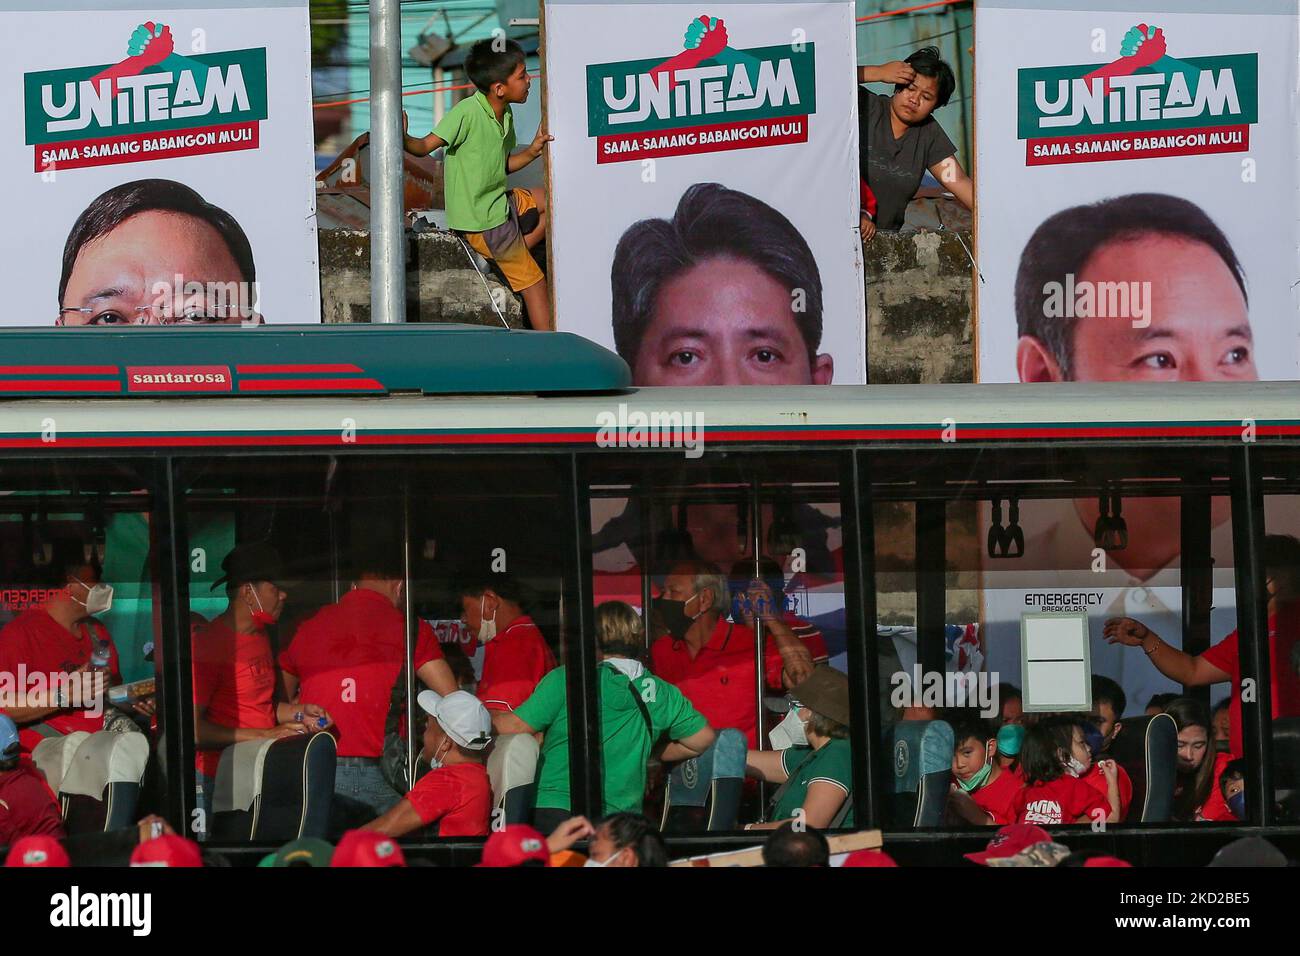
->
[369,0,406,323]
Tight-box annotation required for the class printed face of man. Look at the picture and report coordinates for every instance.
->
[1019,234,1256,383]
[631,256,833,386]
[60,210,253,326]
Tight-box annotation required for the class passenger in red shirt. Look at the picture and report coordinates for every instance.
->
[365,689,493,838]
[650,561,816,748]
[0,555,135,754]
[0,714,65,846]
[279,553,458,818]
[1013,716,1119,826]
[456,574,556,712]
[946,717,1023,826]
[1163,697,1236,822]
[192,543,331,823]
[1105,534,1300,759]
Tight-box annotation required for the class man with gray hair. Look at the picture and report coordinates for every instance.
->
[651,560,814,748]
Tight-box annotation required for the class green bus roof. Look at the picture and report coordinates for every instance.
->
[0,324,631,398]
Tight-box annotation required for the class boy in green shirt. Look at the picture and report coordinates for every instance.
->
[493,601,716,833]
[403,38,553,330]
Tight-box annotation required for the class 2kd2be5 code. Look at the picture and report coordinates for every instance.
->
[1122,892,1250,906]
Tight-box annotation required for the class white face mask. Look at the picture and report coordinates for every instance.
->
[583,847,625,868]
[72,577,113,616]
[769,707,808,750]
[427,736,452,770]
[478,595,498,644]
[1065,755,1089,778]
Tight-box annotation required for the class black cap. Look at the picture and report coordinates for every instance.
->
[212,541,284,591]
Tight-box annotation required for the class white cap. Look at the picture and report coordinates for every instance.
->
[416,690,493,750]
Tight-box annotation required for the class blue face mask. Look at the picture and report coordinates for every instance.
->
[1227,791,1246,820]
[1083,725,1106,758]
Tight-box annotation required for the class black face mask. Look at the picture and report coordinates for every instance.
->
[654,593,699,641]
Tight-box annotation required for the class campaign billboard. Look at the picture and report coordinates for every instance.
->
[0,0,319,326]
[543,0,865,385]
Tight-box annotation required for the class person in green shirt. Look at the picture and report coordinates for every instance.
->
[400,38,554,331]
[744,665,854,831]
[493,600,716,834]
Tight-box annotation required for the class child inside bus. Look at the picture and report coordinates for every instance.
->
[1219,758,1246,821]
[946,716,1023,826]
[1012,716,1120,826]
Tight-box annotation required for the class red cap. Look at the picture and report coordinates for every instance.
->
[5,835,69,868]
[331,830,407,868]
[130,834,203,868]
[477,825,551,867]
[842,848,898,868]
[964,824,1053,865]
[1084,856,1132,868]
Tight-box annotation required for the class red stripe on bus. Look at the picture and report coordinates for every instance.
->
[237,378,385,392]
[0,366,118,375]
[235,364,366,374]
[0,380,121,393]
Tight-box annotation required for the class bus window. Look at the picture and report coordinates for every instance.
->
[177,454,571,848]
[1253,448,1300,824]
[0,460,164,835]
[586,453,853,836]
[867,444,1244,831]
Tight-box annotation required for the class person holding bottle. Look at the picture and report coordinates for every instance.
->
[0,547,123,753]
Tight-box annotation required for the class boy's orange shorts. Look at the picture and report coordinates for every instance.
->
[463,187,544,293]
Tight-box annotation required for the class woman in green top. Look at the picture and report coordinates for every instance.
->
[743,665,854,831]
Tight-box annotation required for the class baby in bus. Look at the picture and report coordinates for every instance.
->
[946,716,1024,826]
[1011,716,1121,827]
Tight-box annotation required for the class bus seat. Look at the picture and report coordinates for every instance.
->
[1271,717,1300,821]
[661,728,747,833]
[59,731,150,834]
[487,733,539,825]
[1107,714,1173,822]
[1137,713,1177,823]
[211,733,337,842]
[31,730,90,795]
[889,720,953,828]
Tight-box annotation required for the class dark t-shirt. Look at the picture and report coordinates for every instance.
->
[858,89,957,231]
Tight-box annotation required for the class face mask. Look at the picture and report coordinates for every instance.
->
[958,758,993,792]
[478,595,498,644]
[769,707,808,750]
[247,587,276,627]
[1227,791,1246,820]
[427,736,451,770]
[583,848,625,868]
[1083,725,1106,758]
[1065,755,1089,778]
[71,577,113,616]
[654,593,699,641]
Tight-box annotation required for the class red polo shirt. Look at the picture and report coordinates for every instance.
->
[192,616,278,779]
[477,615,556,713]
[278,588,443,758]
[0,760,65,845]
[0,607,119,753]
[406,761,491,836]
[1200,601,1300,758]
[650,617,785,748]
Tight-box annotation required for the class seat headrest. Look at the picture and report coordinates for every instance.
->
[59,732,149,799]
[32,731,91,794]
[213,736,278,813]
[487,733,540,805]
[667,728,747,808]
[890,720,954,794]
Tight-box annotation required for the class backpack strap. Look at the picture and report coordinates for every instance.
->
[627,677,653,741]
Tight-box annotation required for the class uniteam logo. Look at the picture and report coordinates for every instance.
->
[27,20,268,173]
[587,15,816,164]
[1017,23,1257,166]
